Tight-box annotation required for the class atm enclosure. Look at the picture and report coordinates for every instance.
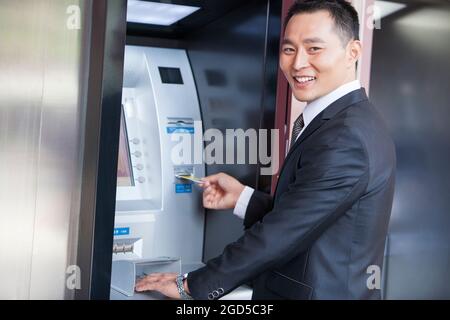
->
[109,0,282,300]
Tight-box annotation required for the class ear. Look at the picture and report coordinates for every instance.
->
[347,40,362,68]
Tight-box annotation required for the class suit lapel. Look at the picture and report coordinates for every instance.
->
[287,88,368,158]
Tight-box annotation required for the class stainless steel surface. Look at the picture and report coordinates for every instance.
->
[0,0,90,299]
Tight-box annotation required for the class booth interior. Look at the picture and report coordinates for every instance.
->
[110,0,282,300]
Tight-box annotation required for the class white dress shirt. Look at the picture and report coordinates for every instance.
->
[233,80,362,219]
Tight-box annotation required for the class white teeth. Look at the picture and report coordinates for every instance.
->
[294,76,315,83]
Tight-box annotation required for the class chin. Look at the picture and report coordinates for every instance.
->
[293,91,316,103]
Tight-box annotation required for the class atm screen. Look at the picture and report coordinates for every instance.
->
[117,106,135,187]
[159,67,183,84]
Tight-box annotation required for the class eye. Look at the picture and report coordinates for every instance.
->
[282,47,296,54]
[308,47,322,53]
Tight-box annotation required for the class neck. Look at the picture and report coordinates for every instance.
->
[306,79,360,106]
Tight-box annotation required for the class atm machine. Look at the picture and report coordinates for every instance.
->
[109,45,252,300]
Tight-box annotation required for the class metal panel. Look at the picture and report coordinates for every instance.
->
[0,0,90,299]
[0,0,127,300]
[370,4,450,299]
[76,0,127,300]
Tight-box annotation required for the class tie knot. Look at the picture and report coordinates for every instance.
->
[294,113,304,129]
[290,113,305,148]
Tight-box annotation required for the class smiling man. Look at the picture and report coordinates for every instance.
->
[281,6,361,104]
[135,0,396,300]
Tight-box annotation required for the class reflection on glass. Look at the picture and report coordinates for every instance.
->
[117,105,134,187]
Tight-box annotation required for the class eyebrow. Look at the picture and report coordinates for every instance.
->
[282,37,326,45]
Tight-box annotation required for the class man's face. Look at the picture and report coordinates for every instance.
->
[280,10,360,102]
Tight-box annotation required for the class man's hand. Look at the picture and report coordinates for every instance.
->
[200,173,245,210]
[135,273,184,299]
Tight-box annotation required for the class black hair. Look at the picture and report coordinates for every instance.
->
[284,0,360,45]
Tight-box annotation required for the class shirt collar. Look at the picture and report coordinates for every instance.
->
[302,80,361,129]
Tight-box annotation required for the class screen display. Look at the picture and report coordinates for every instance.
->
[117,105,135,187]
[159,67,184,84]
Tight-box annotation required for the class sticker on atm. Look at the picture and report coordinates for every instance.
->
[175,184,192,193]
[175,173,203,184]
[166,127,194,134]
[114,227,130,236]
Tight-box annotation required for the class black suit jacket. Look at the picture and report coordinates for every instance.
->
[188,88,396,300]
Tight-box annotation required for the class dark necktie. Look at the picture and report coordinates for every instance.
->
[290,113,305,148]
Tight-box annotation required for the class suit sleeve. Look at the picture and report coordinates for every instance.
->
[187,126,369,300]
[243,189,273,229]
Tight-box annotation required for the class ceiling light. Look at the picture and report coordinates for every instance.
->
[127,0,200,26]
[375,0,407,19]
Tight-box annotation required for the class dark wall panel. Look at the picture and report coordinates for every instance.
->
[370,4,450,299]
[187,0,281,261]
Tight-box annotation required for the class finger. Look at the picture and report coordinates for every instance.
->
[203,185,214,196]
[137,272,176,285]
[203,201,213,209]
[203,189,218,202]
[204,197,215,208]
[135,276,164,292]
[201,173,222,185]
[205,188,219,200]
[135,279,154,292]
[137,273,164,286]
[135,278,157,290]
[198,180,209,188]
[136,282,159,292]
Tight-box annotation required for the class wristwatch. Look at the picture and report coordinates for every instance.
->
[176,273,193,300]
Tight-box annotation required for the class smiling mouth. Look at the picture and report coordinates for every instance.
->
[294,76,316,84]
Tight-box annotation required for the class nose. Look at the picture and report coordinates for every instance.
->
[293,48,309,70]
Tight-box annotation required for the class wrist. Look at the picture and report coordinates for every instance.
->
[176,273,193,300]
